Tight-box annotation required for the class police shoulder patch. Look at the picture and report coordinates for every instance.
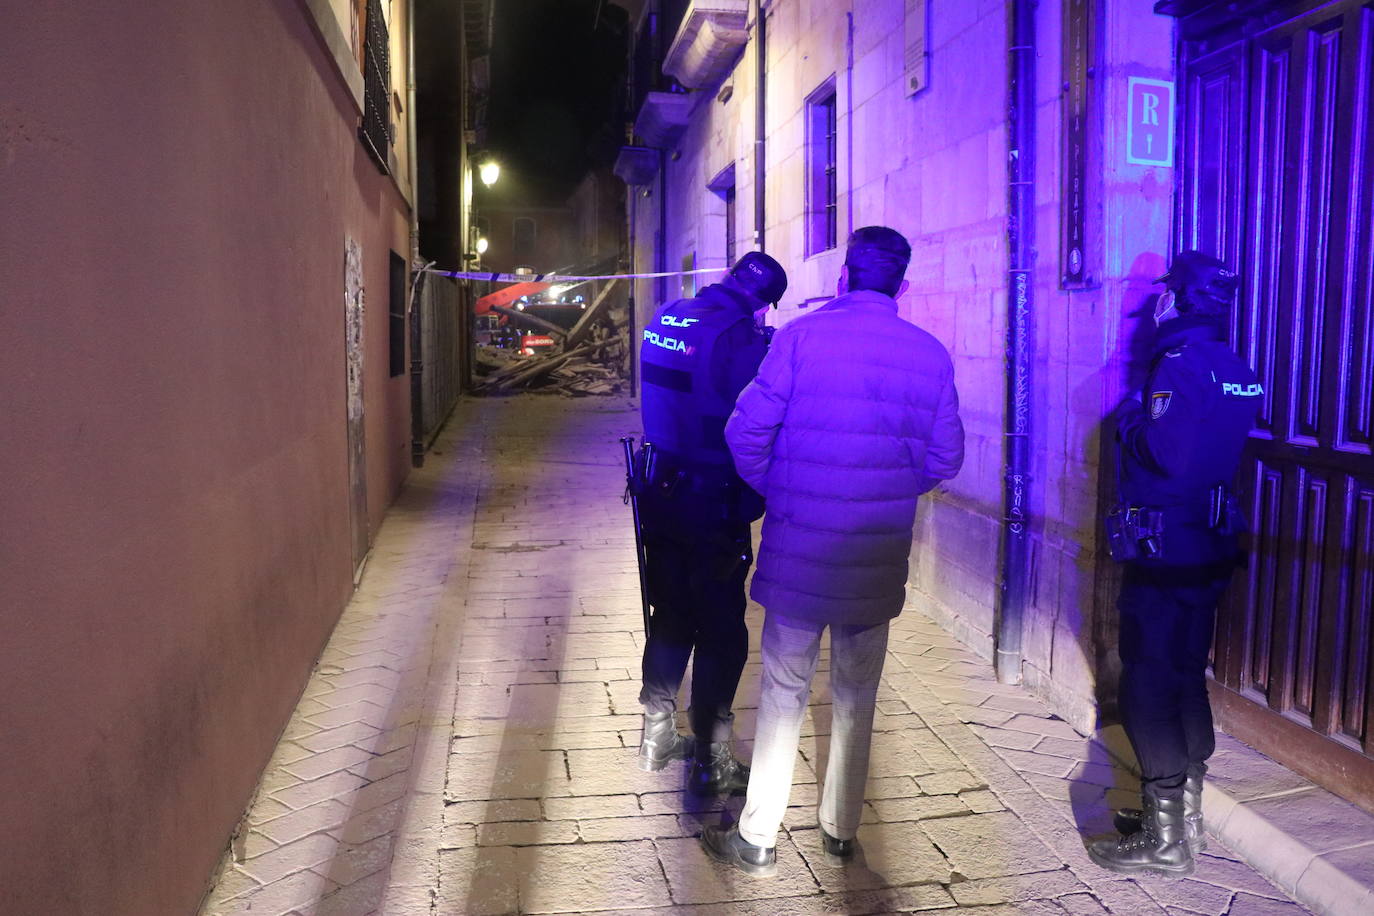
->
[1150,391,1173,419]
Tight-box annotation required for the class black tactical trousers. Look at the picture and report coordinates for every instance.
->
[638,518,752,745]
[1116,562,1232,798]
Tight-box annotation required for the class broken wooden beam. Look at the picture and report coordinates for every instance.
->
[489,305,568,338]
[561,279,621,350]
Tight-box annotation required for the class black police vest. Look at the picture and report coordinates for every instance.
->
[640,292,753,468]
[1119,324,1261,566]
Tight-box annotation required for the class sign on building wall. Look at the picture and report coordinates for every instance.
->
[1126,77,1176,167]
[1061,0,1097,288]
[904,0,929,96]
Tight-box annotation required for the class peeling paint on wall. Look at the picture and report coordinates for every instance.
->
[345,236,370,574]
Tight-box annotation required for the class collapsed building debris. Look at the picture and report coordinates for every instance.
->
[474,279,630,396]
[488,305,567,340]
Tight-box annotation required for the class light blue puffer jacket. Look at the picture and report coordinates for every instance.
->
[725,289,964,624]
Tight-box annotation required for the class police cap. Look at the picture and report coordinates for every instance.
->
[1155,250,1239,312]
[729,251,788,306]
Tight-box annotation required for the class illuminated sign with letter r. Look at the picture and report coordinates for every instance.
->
[1126,77,1175,167]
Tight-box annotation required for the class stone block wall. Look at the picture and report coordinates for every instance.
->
[626,0,1180,735]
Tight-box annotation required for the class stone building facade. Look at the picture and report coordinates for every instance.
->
[615,0,1374,812]
[619,0,1173,730]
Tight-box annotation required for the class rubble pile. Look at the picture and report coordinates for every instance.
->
[474,280,630,397]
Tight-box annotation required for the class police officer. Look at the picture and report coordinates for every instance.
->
[1090,250,1263,877]
[635,252,787,796]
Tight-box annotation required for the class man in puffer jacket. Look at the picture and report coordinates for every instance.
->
[700,226,964,876]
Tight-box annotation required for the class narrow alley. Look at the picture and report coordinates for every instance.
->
[200,395,1313,916]
[11,3,1374,913]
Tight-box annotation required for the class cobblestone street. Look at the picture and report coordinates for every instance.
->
[200,395,1313,916]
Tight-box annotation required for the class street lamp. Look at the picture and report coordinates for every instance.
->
[475,236,489,255]
[479,160,500,187]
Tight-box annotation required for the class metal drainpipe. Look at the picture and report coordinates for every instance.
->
[406,0,425,469]
[753,0,766,250]
[409,264,428,469]
[405,0,419,264]
[998,0,1037,685]
[846,10,854,237]
[628,188,638,394]
[657,148,668,306]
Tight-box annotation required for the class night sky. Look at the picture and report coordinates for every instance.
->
[487,0,630,204]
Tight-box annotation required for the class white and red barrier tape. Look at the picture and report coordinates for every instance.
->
[419,265,728,284]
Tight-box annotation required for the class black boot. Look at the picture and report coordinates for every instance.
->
[820,828,856,867]
[1114,773,1206,852]
[638,711,692,772]
[688,740,750,796]
[700,824,776,877]
[1090,790,1195,878]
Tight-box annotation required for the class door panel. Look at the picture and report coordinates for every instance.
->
[1178,0,1374,811]
[1336,12,1374,455]
[1287,20,1341,446]
[1178,42,1247,266]
[1241,42,1288,435]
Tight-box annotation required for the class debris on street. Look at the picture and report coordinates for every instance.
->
[474,279,629,397]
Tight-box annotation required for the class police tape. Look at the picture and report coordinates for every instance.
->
[418,265,729,284]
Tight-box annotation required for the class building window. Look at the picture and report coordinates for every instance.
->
[389,251,406,377]
[681,252,697,298]
[358,0,392,173]
[805,80,838,256]
[709,164,737,266]
[513,218,537,263]
[725,186,737,265]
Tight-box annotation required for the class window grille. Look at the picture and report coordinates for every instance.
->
[725,186,737,265]
[359,0,392,174]
[805,82,838,256]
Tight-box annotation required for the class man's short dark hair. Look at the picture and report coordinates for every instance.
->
[844,226,912,297]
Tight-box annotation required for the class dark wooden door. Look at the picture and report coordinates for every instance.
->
[1174,0,1374,811]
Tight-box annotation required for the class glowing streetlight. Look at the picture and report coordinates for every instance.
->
[479,160,501,187]
[475,236,489,254]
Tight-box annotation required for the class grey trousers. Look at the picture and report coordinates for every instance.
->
[737,611,890,849]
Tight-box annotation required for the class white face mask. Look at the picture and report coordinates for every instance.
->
[1154,289,1179,326]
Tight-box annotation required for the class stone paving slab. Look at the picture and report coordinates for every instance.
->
[200,396,1331,916]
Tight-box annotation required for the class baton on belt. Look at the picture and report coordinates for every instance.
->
[620,436,654,636]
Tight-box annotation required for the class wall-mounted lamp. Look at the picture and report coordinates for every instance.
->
[479,161,501,187]
[475,236,489,254]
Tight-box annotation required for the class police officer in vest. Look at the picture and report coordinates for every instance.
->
[636,251,787,796]
[1090,250,1263,878]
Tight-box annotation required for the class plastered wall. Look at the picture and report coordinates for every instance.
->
[0,1,414,912]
